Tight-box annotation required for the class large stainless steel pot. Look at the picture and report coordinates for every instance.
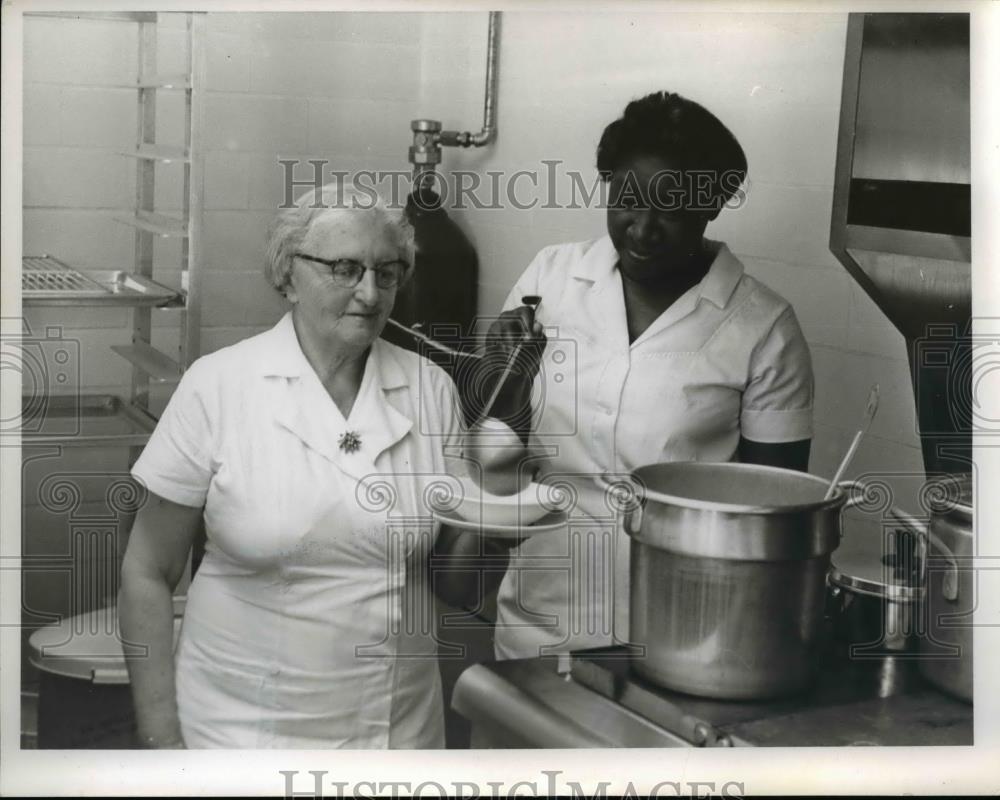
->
[889,473,973,703]
[624,462,851,700]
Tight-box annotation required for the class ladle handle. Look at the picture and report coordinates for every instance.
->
[470,295,543,427]
[824,384,880,500]
[385,317,484,360]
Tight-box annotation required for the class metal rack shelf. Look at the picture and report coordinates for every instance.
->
[110,343,182,383]
[113,211,189,239]
[120,144,190,164]
[20,7,204,639]
[22,255,179,307]
[21,394,158,448]
[137,74,191,90]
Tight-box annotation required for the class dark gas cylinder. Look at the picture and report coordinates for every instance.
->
[383,186,481,420]
[388,186,478,344]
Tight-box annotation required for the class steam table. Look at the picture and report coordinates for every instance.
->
[452,644,972,748]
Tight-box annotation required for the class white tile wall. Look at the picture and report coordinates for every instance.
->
[203,209,271,269]
[204,152,251,211]
[22,209,134,268]
[206,32,252,93]
[201,270,289,328]
[307,99,419,159]
[204,93,311,153]
[846,278,911,360]
[23,84,62,146]
[58,88,136,148]
[23,147,134,208]
[24,18,137,86]
[741,256,852,350]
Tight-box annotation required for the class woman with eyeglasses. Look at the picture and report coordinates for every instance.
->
[118,182,465,749]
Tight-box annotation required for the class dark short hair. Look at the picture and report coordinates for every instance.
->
[596,91,747,207]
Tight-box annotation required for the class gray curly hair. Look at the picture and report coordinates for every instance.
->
[264,181,416,298]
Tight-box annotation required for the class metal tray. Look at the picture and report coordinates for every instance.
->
[22,255,179,307]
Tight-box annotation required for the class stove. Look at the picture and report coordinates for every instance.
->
[451,643,972,748]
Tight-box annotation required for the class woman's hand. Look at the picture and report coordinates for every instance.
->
[479,305,547,438]
[433,525,523,612]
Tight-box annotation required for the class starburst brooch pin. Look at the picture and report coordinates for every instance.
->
[338,430,362,454]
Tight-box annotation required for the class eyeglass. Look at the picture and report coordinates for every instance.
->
[295,253,408,289]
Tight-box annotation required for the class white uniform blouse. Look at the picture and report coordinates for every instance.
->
[131,312,464,748]
[494,236,814,659]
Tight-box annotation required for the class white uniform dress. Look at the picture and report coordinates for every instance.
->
[131,312,464,748]
[494,236,815,659]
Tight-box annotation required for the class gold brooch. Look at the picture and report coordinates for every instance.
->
[338,430,362,454]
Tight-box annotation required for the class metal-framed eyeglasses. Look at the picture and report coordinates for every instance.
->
[295,253,409,290]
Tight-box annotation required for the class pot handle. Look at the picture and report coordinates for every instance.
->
[887,506,960,602]
[838,480,866,509]
[623,499,644,537]
[838,479,959,601]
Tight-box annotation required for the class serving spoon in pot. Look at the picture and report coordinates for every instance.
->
[824,383,880,500]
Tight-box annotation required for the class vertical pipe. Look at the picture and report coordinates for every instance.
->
[436,11,501,148]
[469,11,500,147]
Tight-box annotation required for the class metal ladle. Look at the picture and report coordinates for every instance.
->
[471,295,542,427]
[385,317,484,359]
[824,384,880,500]
[386,298,542,426]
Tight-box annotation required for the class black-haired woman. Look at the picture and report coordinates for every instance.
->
[475,91,815,659]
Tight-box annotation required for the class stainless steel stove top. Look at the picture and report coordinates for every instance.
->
[451,644,972,748]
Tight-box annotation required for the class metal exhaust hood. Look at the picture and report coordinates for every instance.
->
[830,13,971,477]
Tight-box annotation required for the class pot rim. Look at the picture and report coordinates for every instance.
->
[829,567,925,600]
[633,461,847,516]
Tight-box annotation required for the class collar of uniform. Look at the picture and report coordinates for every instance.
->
[569,235,619,282]
[698,241,744,309]
[257,311,409,390]
[264,312,413,479]
[569,236,743,309]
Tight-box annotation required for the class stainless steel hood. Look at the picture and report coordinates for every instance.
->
[830,13,971,476]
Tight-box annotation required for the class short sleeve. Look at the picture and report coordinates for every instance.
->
[740,306,814,443]
[131,359,217,507]
[433,365,467,478]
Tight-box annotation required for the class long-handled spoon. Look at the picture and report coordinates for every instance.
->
[385,317,484,359]
[471,295,542,427]
[824,383,880,500]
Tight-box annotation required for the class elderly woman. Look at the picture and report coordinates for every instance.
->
[472,90,815,659]
[118,182,465,749]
